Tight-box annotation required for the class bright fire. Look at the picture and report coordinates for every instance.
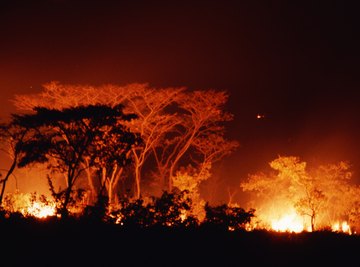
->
[254,207,353,234]
[25,201,56,218]
[2,192,56,219]
[271,211,305,233]
[332,221,352,235]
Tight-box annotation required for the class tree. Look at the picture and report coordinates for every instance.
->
[121,86,184,199]
[11,104,139,217]
[13,82,184,199]
[153,90,238,192]
[0,123,28,205]
[12,82,239,201]
[172,164,210,222]
[294,188,326,232]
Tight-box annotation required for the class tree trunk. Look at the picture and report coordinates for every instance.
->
[0,156,17,205]
[132,149,142,199]
[311,213,316,232]
[134,165,141,199]
[82,160,97,205]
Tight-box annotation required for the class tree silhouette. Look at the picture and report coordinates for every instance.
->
[13,82,238,202]
[0,123,28,205]
[204,203,255,230]
[114,190,195,228]
[11,104,140,217]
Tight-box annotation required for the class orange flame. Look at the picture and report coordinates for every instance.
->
[271,211,305,233]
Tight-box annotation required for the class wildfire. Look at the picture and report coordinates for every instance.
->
[271,211,305,233]
[2,192,56,219]
[25,201,56,218]
[256,208,354,235]
[332,221,352,235]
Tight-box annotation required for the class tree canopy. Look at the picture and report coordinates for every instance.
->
[10,104,140,216]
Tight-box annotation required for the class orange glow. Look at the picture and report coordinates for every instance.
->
[241,156,360,235]
[271,211,305,233]
[25,201,56,218]
[332,221,352,235]
[2,192,56,219]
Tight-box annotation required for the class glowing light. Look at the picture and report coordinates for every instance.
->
[332,221,352,235]
[256,114,265,119]
[2,192,56,219]
[271,211,304,233]
[26,202,56,218]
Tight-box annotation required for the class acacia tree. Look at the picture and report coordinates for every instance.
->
[11,104,139,216]
[121,86,184,199]
[12,82,239,201]
[13,82,184,199]
[153,90,238,192]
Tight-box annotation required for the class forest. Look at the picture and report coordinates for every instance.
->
[1,82,360,266]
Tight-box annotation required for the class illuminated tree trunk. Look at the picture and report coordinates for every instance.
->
[82,160,97,205]
[134,155,141,199]
[60,165,77,218]
[168,130,197,192]
[107,165,123,208]
[310,210,316,232]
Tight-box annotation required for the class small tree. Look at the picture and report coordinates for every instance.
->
[12,104,139,217]
[295,188,326,232]
[0,123,29,205]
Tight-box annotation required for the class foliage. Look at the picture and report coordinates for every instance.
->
[10,104,140,216]
[109,190,197,228]
[173,164,209,222]
[12,82,238,202]
[204,203,255,230]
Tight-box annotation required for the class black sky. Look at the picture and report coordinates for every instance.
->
[1,0,360,196]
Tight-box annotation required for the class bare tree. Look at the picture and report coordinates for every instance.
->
[0,123,28,205]
[121,86,184,199]
[153,90,237,191]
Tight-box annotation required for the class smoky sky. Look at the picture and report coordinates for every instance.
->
[1,0,360,195]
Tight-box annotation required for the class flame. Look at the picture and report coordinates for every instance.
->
[3,192,56,219]
[270,210,305,233]
[332,221,352,235]
[26,201,56,218]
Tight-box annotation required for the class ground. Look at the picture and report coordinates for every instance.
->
[1,218,359,267]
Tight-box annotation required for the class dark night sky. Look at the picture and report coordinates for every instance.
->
[1,0,360,196]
